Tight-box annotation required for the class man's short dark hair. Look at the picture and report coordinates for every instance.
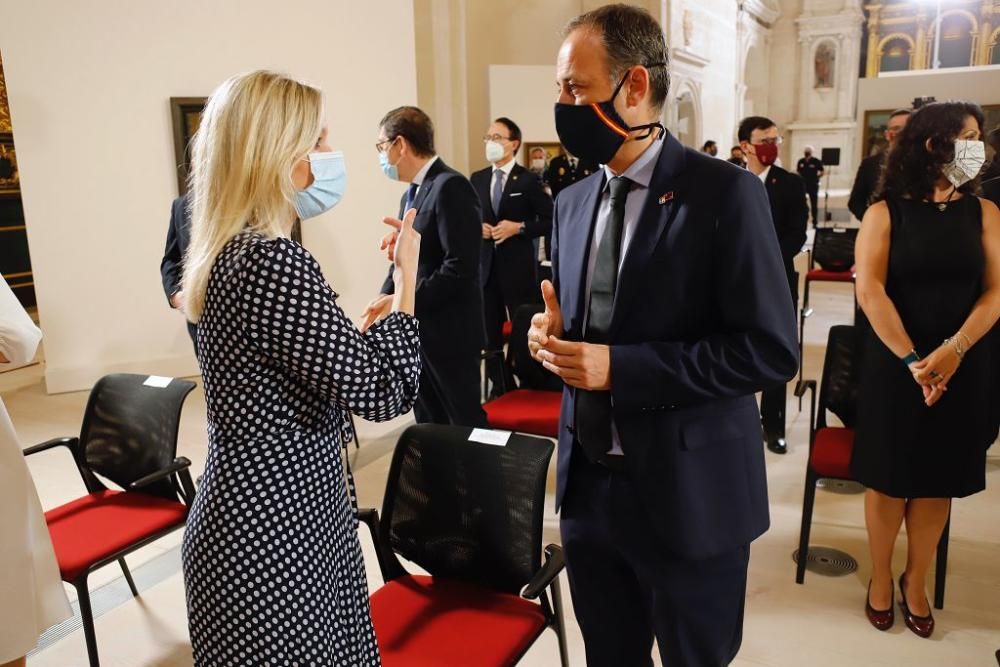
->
[702,140,717,151]
[494,117,522,148]
[988,126,1000,150]
[564,4,671,112]
[730,145,743,154]
[379,106,435,157]
[737,116,777,143]
[889,108,912,121]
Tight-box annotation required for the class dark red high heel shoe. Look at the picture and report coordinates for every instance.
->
[899,574,934,638]
[865,579,894,631]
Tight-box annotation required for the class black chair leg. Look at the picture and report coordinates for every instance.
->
[550,577,570,667]
[796,471,818,584]
[119,557,139,597]
[75,578,100,667]
[934,513,951,610]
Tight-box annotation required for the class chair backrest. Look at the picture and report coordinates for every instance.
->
[77,374,196,501]
[380,424,554,595]
[818,325,860,429]
[509,304,562,392]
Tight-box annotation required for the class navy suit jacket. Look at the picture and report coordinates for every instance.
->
[160,195,190,304]
[551,133,799,559]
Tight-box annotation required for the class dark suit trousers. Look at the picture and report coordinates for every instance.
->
[414,345,487,428]
[805,182,820,226]
[483,262,535,394]
[561,451,749,667]
[760,272,798,440]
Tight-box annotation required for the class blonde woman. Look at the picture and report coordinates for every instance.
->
[180,71,421,665]
[1,277,72,667]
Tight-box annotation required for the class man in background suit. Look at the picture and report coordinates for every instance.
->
[544,150,598,262]
[796,145,824,226]
[160,194,197,352]
[529,5,798,665]
[740,116,808,454]
[472,117,553,395]
[848,108,909,221]
[363,106,487,427]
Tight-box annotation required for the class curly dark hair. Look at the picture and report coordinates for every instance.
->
[877,101,984,201]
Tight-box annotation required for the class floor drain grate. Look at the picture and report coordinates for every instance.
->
[816,479,865,494]
[792,546,858,576]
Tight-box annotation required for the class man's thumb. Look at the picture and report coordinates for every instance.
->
[541,280,559,312]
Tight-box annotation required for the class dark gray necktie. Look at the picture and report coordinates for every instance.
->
[575,176,631,462]
[492,169,504,216]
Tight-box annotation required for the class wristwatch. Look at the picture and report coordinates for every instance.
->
[518,223,526,235]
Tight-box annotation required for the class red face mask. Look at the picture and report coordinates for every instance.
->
[753,142,779,166]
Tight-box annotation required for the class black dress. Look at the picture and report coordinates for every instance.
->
[182,233,421,665]
[852,196,992,498]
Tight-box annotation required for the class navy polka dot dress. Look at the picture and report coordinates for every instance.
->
[182,232,420,666]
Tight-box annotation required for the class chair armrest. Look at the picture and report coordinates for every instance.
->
[522,544,565,600]
[130,457,192,490]
[23,436,78,457]
[794,380,816,399]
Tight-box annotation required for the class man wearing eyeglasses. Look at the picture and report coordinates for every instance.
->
[848,108,910,221]
[363,106,487,427]
[739,116,808,455]
[471,117,553,396]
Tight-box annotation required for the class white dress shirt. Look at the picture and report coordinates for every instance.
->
[490,157,517,203]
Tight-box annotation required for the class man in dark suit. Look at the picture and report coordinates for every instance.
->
[848,108,910,221]
[796,145,824,226]
[363,106,487,427]
[160,194,198,352]
[741,116,808,454]
[529,6,798,665]
[471,117,553,395]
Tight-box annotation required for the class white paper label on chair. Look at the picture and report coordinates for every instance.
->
[143,375,173,388]
[469,429,511,446]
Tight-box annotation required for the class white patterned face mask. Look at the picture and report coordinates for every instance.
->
[942,139,986,188]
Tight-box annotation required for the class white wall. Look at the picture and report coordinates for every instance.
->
[0,0,417,395]
[488,65,557,166]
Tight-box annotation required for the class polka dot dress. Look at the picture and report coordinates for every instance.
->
[182,232,420,666]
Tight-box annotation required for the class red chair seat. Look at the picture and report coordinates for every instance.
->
[502,320,513,341]
[484,389,561,438]
[371,575,546,667]
[809,427,855,479]
[806,267,855,283]
[45,490,188,581]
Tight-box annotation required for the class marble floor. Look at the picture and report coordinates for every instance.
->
[5,249,1000,666]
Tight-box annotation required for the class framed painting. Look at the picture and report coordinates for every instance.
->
[861,109,894,160]
[170,97,207,195]
[522,141,563,165]
[0,133,19,196]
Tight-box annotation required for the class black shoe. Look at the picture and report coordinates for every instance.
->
[767,437,788,454]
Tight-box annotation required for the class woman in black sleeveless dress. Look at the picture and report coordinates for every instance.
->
[853,102,1000,638]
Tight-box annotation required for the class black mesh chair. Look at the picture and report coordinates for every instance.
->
[361,424,569,666]
[23,373,197,667]
[795,328,951,608]
[483,305,563,438]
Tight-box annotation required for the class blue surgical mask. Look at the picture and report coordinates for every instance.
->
[379,140,401,181]
[294,151,347,219]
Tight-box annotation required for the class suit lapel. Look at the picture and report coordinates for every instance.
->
[474,169,495,223]
[563,172,606,338]
[610,134,687,336]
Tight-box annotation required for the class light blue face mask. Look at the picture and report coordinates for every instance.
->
[379,140,401,181]
[294,151,347,220]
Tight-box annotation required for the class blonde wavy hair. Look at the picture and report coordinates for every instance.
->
[182,70,323,323]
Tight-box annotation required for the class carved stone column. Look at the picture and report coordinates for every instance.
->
[866,6,882,77]
[915,10,928,70]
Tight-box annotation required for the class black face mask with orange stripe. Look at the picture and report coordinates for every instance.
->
[554,64,666,166]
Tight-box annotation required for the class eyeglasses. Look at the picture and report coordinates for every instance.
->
[374,137,396,154]
[753,136,783,146]
[483,134,511,143]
